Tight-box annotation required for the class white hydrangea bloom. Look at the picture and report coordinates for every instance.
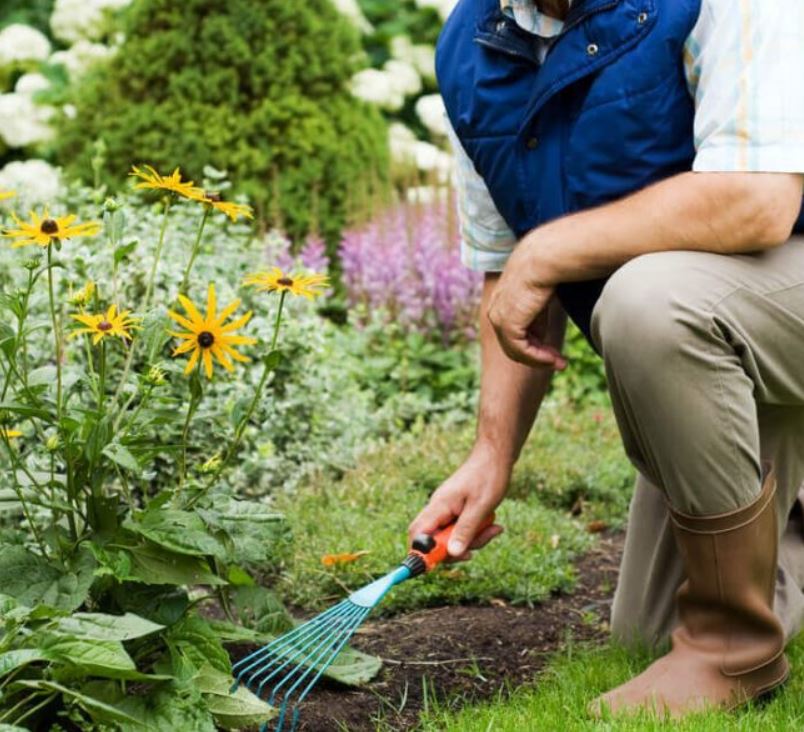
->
[0,160,62,207]
[350,68,405,111]
[388,123,453,182]
[390,36,436,80]
[15,73,50,97]
[0,93,54,148]
[383,59,422,98]
[415,0,459,21]
[415,94,448,137]
[0,24,52,67]
[49,40,115,78]
[330,0,373,34]
[51,0,133,44]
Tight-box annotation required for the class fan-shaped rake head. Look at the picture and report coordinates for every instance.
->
[231,599,372,732]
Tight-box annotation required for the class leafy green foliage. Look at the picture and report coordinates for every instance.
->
[56,0,389,240]
[0,0,55,34]
[550,321,609,406]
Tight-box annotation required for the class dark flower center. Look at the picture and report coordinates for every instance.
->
[204,191,222,203]
[198,331,215,348]
[40,219,59,235]
[277,277,294,287]
[97,321,113,332]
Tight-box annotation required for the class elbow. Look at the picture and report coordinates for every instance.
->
[738,174,803,249]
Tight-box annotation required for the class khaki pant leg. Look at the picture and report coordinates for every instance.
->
[610,472,682,647]
[610,405,804,649]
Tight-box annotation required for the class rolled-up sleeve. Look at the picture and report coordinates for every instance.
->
[445,118,518,271]
[689,0,804,174]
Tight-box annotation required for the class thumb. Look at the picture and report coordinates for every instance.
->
[447,500,492,557]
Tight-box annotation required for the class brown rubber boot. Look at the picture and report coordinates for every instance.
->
[592,471,789,718]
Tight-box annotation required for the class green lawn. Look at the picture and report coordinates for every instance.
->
[419,635,804,731]
[273,400,633,613]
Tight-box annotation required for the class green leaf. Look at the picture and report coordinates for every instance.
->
[0,402,52,420]
[194,664,275,730]
[125,509,229,560]
[323,643,383,687]
[231,586,293,636]
[114,240,138,266]
[198,497,285,564]
[41,635,138,678]
[166,615,231,674]
[140,310,171,362]
[125,542,225,587]
[263,349,282,370]
[103,442,141,472]
[0,649,47,675]
[51,612,164,641]
[0,724,30,731]
[0,547,95,611]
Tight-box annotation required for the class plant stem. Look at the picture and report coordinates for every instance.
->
[179,366,203,487]
[113,196,172,405]
[179,206,210,296]
[1,433,48,557]
[144,196,172,309]
[46,244,62,420]
[98,339,106,413]
[189,291,287,507]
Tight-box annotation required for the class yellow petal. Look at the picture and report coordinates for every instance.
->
[202,349,214,379]
[206,283,217,321]
[177,294,204,326]
[183,346,201,374]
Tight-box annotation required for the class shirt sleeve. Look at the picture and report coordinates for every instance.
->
[445,117,518,272]
[687,0,804,174]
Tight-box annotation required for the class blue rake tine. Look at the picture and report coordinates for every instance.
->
[270,603,371,732]
[232,601,348,688]
[280,606,372,732]
[250,604,363,700]
[266,604,365,703]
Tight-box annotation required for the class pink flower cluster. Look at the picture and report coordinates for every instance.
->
[339,201,483,342]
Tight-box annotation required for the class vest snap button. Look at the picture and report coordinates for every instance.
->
[586,43,599,56]
[526,137,540,150]
[496,20,506,32]
[637,11,648,24]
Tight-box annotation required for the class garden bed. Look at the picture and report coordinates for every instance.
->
[233,533,623,732]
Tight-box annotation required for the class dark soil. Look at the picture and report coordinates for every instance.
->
[288,533,624,732]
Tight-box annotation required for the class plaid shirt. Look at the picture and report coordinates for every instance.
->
[451,0,804,272]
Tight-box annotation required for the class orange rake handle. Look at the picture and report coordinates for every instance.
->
[406,514,496,574]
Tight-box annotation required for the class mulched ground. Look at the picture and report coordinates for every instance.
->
[291,533,624,731]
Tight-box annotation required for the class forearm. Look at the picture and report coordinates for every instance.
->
[522,172,804,285]
[473,273,566,465]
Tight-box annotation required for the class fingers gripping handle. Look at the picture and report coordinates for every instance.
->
[404,514,495,577]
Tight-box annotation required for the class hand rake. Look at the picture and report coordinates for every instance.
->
[231,516,493,731]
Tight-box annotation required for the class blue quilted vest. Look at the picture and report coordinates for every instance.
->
[437,0,804,342]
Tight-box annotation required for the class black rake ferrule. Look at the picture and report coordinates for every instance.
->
[402,552,426,578]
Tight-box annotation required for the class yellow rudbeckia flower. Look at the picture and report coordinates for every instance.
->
[130,165,204,201]
[243,267,329,300]
[168,283,257,379]
[2,209,102,248]
[70,304,141,345]
[191,191,254,223]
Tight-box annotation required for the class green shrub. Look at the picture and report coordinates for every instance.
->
[55,0,389,242]
[0,0,55,34]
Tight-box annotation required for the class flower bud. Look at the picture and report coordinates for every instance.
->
[144,364,166,387]
[46,434,60,452]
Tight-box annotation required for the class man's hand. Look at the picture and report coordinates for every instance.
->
[487,247,567,368]
[408,446,507,559]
